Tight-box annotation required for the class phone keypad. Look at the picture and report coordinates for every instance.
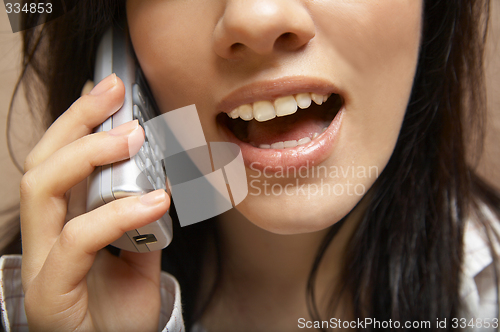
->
[132,83,167,192]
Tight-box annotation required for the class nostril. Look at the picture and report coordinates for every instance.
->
[212,1,316,59]
[275,32,300,51]
[230,42,245,53]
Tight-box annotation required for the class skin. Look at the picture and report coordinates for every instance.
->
[126,0,422,235]
[127,1,422,328]
[20,1,422,331]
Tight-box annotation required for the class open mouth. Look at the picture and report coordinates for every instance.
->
[217,92,344,149]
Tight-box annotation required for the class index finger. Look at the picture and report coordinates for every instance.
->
[24,74,125,172]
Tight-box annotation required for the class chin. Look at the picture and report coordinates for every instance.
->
[234,190,361,235]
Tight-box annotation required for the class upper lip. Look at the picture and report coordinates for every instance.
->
[216,76,343,115]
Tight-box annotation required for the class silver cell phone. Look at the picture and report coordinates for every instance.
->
[86,25,173,253]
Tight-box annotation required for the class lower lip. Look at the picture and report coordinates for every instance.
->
[219,107,344,172]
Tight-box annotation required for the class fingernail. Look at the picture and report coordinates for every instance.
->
[108,120,139,136]
[82,80,94,96]
[140,190,167,206]
[90,73,117,96]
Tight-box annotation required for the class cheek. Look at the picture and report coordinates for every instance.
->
[313,0,422,165]
[312,1,422,72]
[238,1,423,233]
[127,0,221,111]
[125,0,423,234]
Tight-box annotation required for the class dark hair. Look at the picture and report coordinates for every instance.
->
[8,0,500,330]
[311,1,500,328]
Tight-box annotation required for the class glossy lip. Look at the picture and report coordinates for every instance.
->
[216,76,345,172]
[216,76,344,115]
[218,106,345,172]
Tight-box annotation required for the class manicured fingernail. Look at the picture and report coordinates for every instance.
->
[140,190,167,206]
[90,73,117,96]
[108,120,139,136]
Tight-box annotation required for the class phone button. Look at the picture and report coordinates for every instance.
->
[133,84,148,113]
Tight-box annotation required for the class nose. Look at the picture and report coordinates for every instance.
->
[213,0,315,59]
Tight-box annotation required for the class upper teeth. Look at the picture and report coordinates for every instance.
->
[228,93,331,122]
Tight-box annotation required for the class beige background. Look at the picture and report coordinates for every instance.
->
[0,9,23,223]
[482,0,500,190]
[0,5,498,242]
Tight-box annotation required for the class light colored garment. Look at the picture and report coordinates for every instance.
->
[0,217,498,332]
[459,208,500,329]
[0,257,185,332]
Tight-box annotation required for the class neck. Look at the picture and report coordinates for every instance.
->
[219,208,328,286]
[199,199,367,331]
[216,200,365,288]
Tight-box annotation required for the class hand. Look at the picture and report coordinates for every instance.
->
[20,74,170,332]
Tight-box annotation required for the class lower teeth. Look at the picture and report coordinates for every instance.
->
[223,94,342,149]
[257,128,326,149]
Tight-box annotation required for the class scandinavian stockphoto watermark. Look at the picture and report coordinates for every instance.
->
[136,105,249,227]
[298,317,500,329]
[249,162,379,199]
[136,105,378,224]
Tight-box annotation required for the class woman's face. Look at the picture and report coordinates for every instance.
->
[126,0,422,234]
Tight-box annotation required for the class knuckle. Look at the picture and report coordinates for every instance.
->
[77,134,101,165]
[69,94,87,111]
[23,288,37,316]
[23,276,44,317]
[71,134,96,163]
[23,284,48,328]
[59,222,79,249]
[108,199,125,219]
[83,132,118,166]
[74,134,89,151]
[68,96,92,128]
[23,152,37,173]
[51,99,91,138]
[105,200,133,233]
[20,170,37,198]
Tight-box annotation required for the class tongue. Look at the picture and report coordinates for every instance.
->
[246,110,328,145]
